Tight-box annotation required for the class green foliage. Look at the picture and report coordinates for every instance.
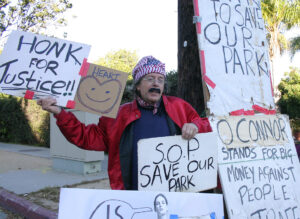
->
[262,0,300,29]
[95,49,139,104]
[0,94,50,147]
[261,0,300,58]
[121,78,134,104]
[23,98,50,146]
[278,67,300,121]
[165,70,178,96]
[290,118,300,132]
[290,36,300,58]
[95,49,139,80]
[0,0,72,37]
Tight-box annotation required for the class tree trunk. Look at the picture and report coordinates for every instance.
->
[177,0,205,116]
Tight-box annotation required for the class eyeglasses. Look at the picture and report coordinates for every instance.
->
[143,76,165,84]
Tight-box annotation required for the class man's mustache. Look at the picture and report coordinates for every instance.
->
[148,88,161,94]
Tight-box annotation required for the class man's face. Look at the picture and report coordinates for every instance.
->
[136,73,165,104]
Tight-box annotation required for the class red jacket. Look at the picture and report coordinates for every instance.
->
[55,95,212,190]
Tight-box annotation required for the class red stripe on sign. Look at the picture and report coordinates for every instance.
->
[269,70,274,97]
[230,109,244,116]
[200,50,206,74]
[252,105,276,115]
[200,50,216,89]
[269,110,276,115]
[203,75,216,89]
[244,110,255,115]
[193,0,201,34]
[193,0,199,16]
[252,104,268,114]
[79,58,90,77]
[66,100,76,109]
[24,90,34,99]
[197,22,201,34]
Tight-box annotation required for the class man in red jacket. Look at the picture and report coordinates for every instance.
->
[38,56,212,190]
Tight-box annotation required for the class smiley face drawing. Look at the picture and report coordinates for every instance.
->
[76,76,122,114]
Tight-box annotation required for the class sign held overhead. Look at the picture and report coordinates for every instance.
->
[0,30,91,107]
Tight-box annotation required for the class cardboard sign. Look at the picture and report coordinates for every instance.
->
[210,114,300,218]
[194,0,275,116]
[0,30,90,107]
[138,133,218,192]
[74,63,128,118]
[216,115,289,148]
[58,188,224,219]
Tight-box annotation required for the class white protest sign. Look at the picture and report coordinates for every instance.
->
[210,114,300,219]
[58,188,224,219]
[0,30,91,107]
[138,133,218,192]
[194,0,275,116]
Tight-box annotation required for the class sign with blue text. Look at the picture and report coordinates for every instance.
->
[0,30,91,107]
[138,133,218,192]
[210,114,300,219]
[194,0,275,116]
[58,188,224,219]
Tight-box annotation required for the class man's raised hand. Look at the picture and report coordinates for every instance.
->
[37,97,61,115]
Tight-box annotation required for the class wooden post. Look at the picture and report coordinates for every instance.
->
[177,0,206,116]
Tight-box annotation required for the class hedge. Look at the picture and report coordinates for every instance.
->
[0,94,50,147]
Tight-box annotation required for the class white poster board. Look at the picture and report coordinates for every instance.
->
[58,188,224,219]
[210,114,300,219]
[194,0,275,116]
[138,133,218,192]
[0,30,91,107]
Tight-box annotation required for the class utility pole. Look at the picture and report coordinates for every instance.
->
[177,0,206,116]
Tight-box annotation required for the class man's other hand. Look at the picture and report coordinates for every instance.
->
[181,123,198,140]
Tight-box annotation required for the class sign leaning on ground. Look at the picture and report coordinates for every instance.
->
[194,0,275,116]
[0,30,91,107]
[138,133,218,192]
[74,63,128,118]
[58,188,224,219]
[210,114,300,219]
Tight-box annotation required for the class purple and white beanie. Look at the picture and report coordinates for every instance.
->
[132,56,166,82]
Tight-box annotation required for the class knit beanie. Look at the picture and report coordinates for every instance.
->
[132,56,166,82]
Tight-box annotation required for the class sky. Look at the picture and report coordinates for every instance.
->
[54,0,178,71]
[51,0,299,76]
